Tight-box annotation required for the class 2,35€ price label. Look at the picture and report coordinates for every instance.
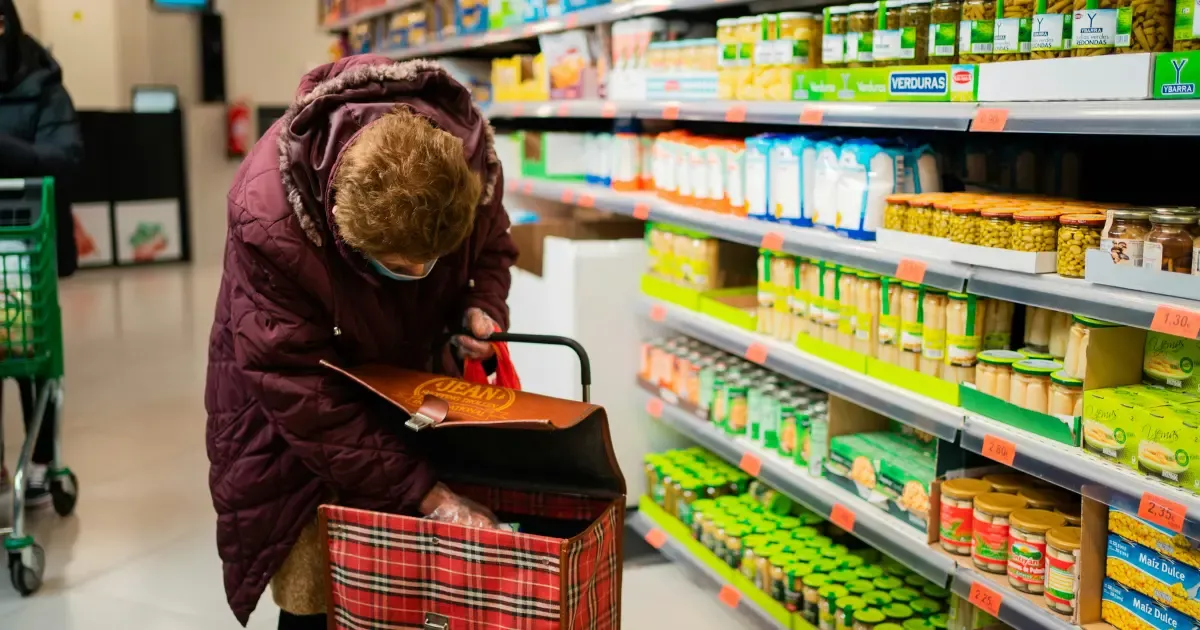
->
[1151,305,1200,339]
[968,581,1003,617]
[1139,492,1187,533]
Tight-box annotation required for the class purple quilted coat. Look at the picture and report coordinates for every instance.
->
[204,56,516,625]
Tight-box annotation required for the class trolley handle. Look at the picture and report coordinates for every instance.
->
[479,332,592,403]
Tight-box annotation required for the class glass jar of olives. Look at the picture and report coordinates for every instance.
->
[929,0,962,61]
[978,208,1016,249]
[1056,213,1105,278]
[884,193,916,231]
[931,199,954,238]
[949,202,982,245]
[1013,210,1060,252]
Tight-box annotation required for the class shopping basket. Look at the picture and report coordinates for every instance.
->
[319,333,625,630]
[0,177,78,596]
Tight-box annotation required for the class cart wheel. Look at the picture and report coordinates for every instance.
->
[8,543,44,596]
[50,471,78,517]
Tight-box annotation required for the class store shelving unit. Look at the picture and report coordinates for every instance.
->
[627,510,787,630]
[948,566,1081,630]
[324,0,422,32]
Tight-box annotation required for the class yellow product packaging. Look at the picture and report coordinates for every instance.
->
[717,18,740,99]
[1109,508,1200,570]
[1144,331,1200,394]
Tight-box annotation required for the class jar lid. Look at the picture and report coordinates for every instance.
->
[877,625,906,630]
[1051,370,1083,387]
[1018,486,1069,508]
[1111,208,1153,220]
[1047,525,1082,550]
[922,584,950,599]
[886,0,908,7]
[1018,347,1055,360]
[854,608,887,624]
[1010,508,1067,533]
[1072,314,1119,328]
[863,591,894,606]
[903,620,934,630]
[778,11,816,18]
[830,569,858,583]
[892,587,920,603]
[857,271,882,280]
[855,565,884,580]
[1013,358,1064,375]
[827,5,851,13]
[901,281,922,289]
[873,575,904,590]
[949,202,982,215]
[1151,213,1197,225]
[911,598,943,616]
[882,603,915,619]
[811,558,840,573]
[924,287,947,294]
[1060,213,1106,226]
[787,563,814,578]
[978,349,1024,366]
[768,552,795,565]
[947,291,973,300]
[973,492,1029,515]
[930,613,949,629]
[940,477,993,499]
[803,574,830,587]
[980,207,1018,218]
[716,18,739,25]
[1057,502,1082,523]
[847,578,876,594]
[847,2,879,10]
[736,16,761,23]
[820,584,851,600]
[837,595,867,613]
[906,0,933,4]
[1152,205,1200,215]
[840,555,865,571]
[692,498,717,512]
[1015,209,1061,222]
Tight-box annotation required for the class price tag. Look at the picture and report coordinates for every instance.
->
[739,452,762,477]
[745,342,768,365]
[565,14,578,28]
[601,102,618,118]
[1151,305,1200,339]
[799,107,825,125]
[644,528,667,549]
[578,193,596,208]
[895,258,928,284]
[761,231,784,252]
[829,504,856,533]
[1139,492,1187,533]
[506,180,518,193]
[650,303,667,322]
[725,104,747,123]
[633,203,651,220]
[646,398,664,419]
[556,104,571,117]
[982,435,1017,466]
[967,581,1003,617]
[662,104,681,120]
[560,189,576,204]
[523,25,536,37]
[522,182,534,195]
[972,108,1010,132]
[718,585,741,609]
[512,104,525,117]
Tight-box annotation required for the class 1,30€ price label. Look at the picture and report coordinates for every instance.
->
[1139,492,1187,533]
[1151,305,1200,339]
[968,581,1003,617]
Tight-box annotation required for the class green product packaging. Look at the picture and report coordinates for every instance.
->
[992,0,1032,54]
[805,64,978,103]
[1144,331,1200,392]
[1030,0,1073,52]
[1071,0,1125,49]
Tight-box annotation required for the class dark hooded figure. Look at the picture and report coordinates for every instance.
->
[0,0,81,507]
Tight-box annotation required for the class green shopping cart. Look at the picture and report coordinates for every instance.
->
[0,177,77,596]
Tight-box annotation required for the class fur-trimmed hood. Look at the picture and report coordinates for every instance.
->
[276,55,499,248]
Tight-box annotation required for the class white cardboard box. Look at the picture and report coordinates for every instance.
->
[875,229,953,260]
[949,241,1057,273]
[1085,249,1200,300]
[977,54,1154,102]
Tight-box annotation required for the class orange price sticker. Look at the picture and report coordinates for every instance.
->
[895,258,928,284]
[739,452,762,477]
[650,303,667,322]
[745,342,768,365]
[556,104,571,117]
[506,180,518,193]
[725,104,747,123]
[662,104,681,120]
[513,104,525,117]
[829,503,856,533]
[1151,305,1200,339]
[982,435,1017,466]
[718,585,741,609]
[565,14,579,27]
[601,102,618,118]
[1139,492,1187,533]
[761,231,785,252]
[522,182,534,195]
[560,189,576,204]
[578,193,596,208]
[644,528,667,549]
[972,108,1010,132]
[799,107,825,125]
[633,203,651,220]
[646,398,664,419]
[968,581,1003,618]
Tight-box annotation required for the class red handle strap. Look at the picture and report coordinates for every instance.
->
[463,337,522,390]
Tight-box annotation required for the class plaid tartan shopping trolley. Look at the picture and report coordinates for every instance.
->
[319,333,625,630]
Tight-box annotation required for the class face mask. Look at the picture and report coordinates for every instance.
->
[368,257,437,281]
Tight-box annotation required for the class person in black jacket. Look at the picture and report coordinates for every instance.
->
[0,0,82,507]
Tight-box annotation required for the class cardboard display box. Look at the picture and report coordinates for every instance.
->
[509,207,644,276]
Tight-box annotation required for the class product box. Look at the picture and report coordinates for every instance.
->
[1107,533,1200,620]
[520,131,587,180]
[455,0,488,34]
[1110,508,1200,570]
[804,65,978,102]
[1085,249,1200,300]
[540,30,593,100]
[824,430,936,532]
[977,54,1156,101]
[646,72,719,102]
[1154,51,1200,99]
[1144,331,1200,394]
[698,288,758,332]
[1081,384,1200,489]
[1103,579,1200,630]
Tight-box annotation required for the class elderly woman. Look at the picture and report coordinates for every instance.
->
[205,56,517,629]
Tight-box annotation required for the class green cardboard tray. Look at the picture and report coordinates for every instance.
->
[642,274,702,311]
[639,496,731,580]
[699,287,758,332]
[866,358,961,407]
[960,384,1080,446]
[795,334,868,374]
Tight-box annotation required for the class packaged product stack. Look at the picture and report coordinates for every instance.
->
[826,424,938,531]
[644,447,956,628]
[643,223,758,293]
[1104,508,1200,630]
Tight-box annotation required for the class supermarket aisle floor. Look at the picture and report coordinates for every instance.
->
[0,264,745,629]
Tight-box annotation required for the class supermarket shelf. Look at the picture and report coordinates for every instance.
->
[641,297,965,441]
[949,566,1080,630]
[643,388,958,585]
[508,177,971,292]
[382,0,755,60]
[626,511,786,629]
[961,413,1200,541]
[989,100,1200,136]
[487,100,631,119]
[323,0,421,31]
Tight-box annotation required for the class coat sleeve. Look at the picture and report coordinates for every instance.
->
[227,207,437,514]
[464,168,517,330]
[0,83,82,176]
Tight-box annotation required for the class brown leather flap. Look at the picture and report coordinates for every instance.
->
[322,361,626,498]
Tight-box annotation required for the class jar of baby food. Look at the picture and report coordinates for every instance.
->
[920,288,947,379]
[1056,213,1105,278]
[902,0,933,63]
[958,0,996,62]
[940,477,993,555]
[982,298,1014,350]
[974,350,1022,401]
[854,607,887,630]
[978,207,1016,249]
[1049,371,1083,418]
[823,6,851,67]
[899,282,923,371]
[855,272,882,356]
[928,0,962,61]
[945,292,984,384]
[1014,210,1060,252]
[837,596,867,630]
[820,584,852,629]
[972,492,1028,574]
[1044,526,1080,615]
[804,574,831,624]
[847,3,879,67]
[1009,359,1063,414]
[949,204,981,245]
[1008,509,1066,593]
[1101,208,1152,266]
[884,194,916,231]
[1145,213,1197,274]
[877,277,902,364]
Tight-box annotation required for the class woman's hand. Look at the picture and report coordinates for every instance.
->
[451,307,497,360]
[419,482,500,529]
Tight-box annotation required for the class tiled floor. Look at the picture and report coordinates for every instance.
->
[0,264,744,629]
